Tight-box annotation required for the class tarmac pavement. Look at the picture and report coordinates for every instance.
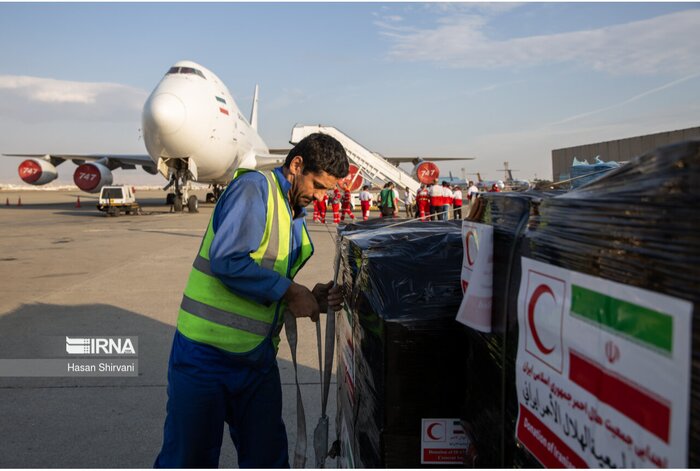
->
[0,190,344,468]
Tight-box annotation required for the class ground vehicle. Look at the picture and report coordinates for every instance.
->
[97,185,140,216]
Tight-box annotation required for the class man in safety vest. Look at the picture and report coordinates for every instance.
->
[154,133,349,468]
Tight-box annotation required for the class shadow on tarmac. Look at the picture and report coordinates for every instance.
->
[0,303,330,468]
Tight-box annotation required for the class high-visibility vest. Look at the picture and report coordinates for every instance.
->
[177,169,314,354]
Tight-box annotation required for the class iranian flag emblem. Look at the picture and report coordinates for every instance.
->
[515,258,692,469]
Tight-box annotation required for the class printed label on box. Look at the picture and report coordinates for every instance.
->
[421,418,469,465]
[455,221,494,332]
[515,257,692,468]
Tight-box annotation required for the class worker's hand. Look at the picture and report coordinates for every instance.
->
[284,282,321,322]
[312,280,344,313]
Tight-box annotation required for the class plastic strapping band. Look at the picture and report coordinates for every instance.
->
[285,310,307,468]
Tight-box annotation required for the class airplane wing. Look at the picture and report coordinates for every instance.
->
[254,153,287,171]
[3,153,156,172]
[267,148,291,156]
[384,156,476,164]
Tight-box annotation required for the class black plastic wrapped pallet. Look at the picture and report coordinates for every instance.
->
[334,220,471,468]
[461,192,547,468]
[517,140,700,467]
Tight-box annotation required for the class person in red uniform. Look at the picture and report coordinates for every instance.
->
[340,187,355,221]
[331,188,342,224]
[489,183,500,192]
[429,182,443,221]
[312,198,320,222]
[318,192,328,223]
[359,185,372,221]
[416,184,430,221]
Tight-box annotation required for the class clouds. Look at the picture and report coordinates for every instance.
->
[0,75,147,123]
[542,72,700,128]
[379,9,700,76]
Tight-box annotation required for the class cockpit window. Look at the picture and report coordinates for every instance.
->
[166,66,206,80]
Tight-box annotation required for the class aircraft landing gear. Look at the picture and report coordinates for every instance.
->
[165,170,197,213]
[173,195,183,212]
[187,195,199,213]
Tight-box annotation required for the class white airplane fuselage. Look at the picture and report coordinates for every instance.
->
[142,60,269,185]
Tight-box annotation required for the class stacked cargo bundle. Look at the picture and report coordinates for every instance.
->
[459,193,547,468]
[460,140,699,468]
[334,219,471,468]
[514,140,700,468]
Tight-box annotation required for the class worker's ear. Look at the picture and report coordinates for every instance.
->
[289,155,304,176]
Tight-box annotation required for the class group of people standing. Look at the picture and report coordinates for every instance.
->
[311,179,482,224]
[414,180,480,221]
[312,187,356,224]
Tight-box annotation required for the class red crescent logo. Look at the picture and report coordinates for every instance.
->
[427,422,444,441]
[528,284,556,355]
[465,231,475,266]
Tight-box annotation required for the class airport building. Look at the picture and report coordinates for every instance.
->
[551,125,700,182]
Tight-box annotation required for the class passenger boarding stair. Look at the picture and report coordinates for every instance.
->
[290,125,421,193]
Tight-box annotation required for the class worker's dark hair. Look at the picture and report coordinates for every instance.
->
[284,133,349,178]
[362,185,369,190]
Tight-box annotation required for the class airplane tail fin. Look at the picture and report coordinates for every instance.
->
[477,172,483,182]
[250,85,259,131]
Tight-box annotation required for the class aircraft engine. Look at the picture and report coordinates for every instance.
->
[412,161,440,185]
[337,164,363,191]
[18,159,58,186]
[73,163,113,193]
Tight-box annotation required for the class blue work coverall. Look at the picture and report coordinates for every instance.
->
[154,167,308,468]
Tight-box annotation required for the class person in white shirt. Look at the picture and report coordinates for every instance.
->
[467,181,479,200]
[359,185,372,221]
[466,181,480,213]
[441,181,452,221]
[452,186,463,219]
[403,187,415,218]
[429,182,443,221]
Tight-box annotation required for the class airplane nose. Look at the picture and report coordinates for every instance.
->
[144,93,185,135]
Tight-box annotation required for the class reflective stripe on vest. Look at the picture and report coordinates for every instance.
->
[176,169,313,354]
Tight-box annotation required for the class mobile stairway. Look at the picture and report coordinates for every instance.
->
[290,124,421,193]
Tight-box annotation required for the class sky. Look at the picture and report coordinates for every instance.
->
[0,2,699,185]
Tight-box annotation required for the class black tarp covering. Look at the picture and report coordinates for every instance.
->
[463,139,699,467]
[333,139,699,468]
[519,139,700,467]
[334,219,471,468]
[460,193,545,468]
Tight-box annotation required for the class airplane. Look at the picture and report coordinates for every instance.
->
[4,60,476,209]
[437,171,468,187]
[4,60,289,212]
[367,153,475,186]
[473,162,531,192]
